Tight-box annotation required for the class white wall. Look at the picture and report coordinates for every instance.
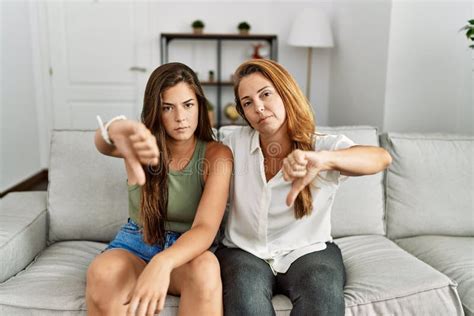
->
[383,0,473,134]
[329,0,392,130]
[1,0,42,192]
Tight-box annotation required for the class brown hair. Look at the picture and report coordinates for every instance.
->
[233,59,316,218]
[140,62,214,245]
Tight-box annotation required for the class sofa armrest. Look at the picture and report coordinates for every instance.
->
[0,191,48,282]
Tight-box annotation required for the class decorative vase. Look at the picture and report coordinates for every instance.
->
[224,103,239,123]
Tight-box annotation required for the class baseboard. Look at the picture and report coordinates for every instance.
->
[0,169,48,198]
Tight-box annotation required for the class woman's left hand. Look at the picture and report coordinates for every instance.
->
[125,257,172,316]
[283,149,332,207]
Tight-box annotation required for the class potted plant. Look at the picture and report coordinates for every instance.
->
[191,20,205,34]
[237,21,251,35]
[460,19,474,49]
[208,70,215,82]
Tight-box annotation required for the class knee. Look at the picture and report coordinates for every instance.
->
[221,264,274,311]
[186,251,221,299]
[223,284,273,316]
[88,258,122,285]
[295,282,345,316]
[297,265,344,303]
[221,260,269,294]
[86,256,130,299]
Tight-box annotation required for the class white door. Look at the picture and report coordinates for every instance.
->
[46,1,152,129]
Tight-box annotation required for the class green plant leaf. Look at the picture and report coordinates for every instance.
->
[467,29,474,38]
[191,20,205,28]
[469,19,474,25]
[470,44,474,49]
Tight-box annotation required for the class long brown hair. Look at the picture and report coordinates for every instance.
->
[140,62,214,245]
[233,59,316,218]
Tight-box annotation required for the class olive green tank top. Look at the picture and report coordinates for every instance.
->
[128,139,207,233]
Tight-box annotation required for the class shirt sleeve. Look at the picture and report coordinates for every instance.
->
[316,134,356,185]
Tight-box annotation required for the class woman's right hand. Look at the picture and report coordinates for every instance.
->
[125,256,173,316]
[108,120,160,185]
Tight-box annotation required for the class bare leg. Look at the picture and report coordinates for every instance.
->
[168,251,223,316]
[86,249,146,316]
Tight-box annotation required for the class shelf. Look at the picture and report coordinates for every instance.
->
[201,81,233,86]
[161,33,277,42]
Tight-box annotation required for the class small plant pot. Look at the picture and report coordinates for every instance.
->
[193,27,204,35]
[239,29,249,35]
[208,71,215,82]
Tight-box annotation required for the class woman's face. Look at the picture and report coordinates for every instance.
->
[238,72,286,137]
[160,82,199,141]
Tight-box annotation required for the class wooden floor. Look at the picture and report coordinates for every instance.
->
[1,169,48,198]
[29,178,48,191]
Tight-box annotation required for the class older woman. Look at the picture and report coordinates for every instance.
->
[216,59,391,316]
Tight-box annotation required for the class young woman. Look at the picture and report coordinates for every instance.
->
[86,62,232,316]
[216,59,392,316]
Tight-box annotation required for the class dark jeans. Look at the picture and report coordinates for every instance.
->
[215,242,346,316]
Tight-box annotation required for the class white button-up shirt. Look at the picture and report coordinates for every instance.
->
[222,127,355,274]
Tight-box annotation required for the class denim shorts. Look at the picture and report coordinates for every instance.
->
[104,218,181,263]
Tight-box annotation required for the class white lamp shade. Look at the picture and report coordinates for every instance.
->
[288,8,334,48]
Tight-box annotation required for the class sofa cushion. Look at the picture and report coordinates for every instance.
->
[380,133,474,239]
[336,235,463,315]
[219,125,385,237]
[0,192,47,282]
[396,236,474,316]
[318,126,385,237]
[48,130,129,243]
[0,241,105,314]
